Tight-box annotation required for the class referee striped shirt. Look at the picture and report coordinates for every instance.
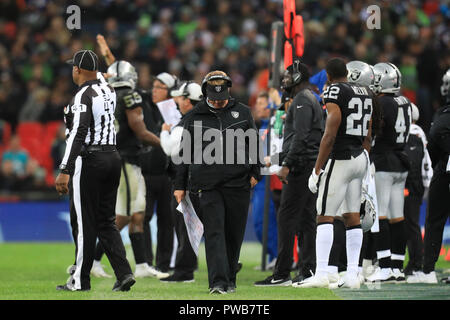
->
[60,75,116,174]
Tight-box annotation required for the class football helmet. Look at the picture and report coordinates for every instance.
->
[107,60,138,90]
[372,62,402,94]
[346,60,375,88]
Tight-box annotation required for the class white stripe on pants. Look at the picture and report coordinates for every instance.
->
[72,157,84,290]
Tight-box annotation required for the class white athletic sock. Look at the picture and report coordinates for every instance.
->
[327,265,338,275]
[346,227,363,277]
[315,223,334,277]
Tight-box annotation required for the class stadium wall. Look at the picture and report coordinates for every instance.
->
[0,201,447,244]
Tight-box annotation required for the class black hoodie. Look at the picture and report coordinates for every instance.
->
[174,98,262,192]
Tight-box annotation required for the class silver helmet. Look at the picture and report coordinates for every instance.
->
[440,68,450,97]
[346,60,375,88]
[106,60,138,90]
[372,62,402,94]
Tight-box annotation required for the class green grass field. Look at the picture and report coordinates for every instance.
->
[0,242,449,300]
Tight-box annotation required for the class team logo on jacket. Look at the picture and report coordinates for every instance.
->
[64,105,69,114]
[231,111,239,118]
[215,86,222,92]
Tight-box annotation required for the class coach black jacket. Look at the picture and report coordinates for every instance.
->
[174,98,262,192]
[275,87,324,172]
[428,105,450,176]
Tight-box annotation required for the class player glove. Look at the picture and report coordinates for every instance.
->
[308,168,323,194]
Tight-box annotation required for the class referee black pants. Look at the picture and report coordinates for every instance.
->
[274,164,317,279]
[69,151,132,290]
[423,172,450,273]
[143,173,174,271]
[199,186,250,290]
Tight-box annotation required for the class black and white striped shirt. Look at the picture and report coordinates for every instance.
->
[60,76,116,174]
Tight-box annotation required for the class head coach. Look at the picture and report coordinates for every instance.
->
[55,50,134,292]
[173,70,261,294]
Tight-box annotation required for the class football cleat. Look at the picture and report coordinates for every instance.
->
[337,273,361,289]
[391,268,406,283]
[365,267,396,284]
[254,275,292,287]
[292,274,329,288]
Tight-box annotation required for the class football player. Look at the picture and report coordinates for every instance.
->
[296,58,374,289]
[365,62,413,284]
[326,60,379,288]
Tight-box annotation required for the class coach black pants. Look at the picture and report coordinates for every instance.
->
[170,190,199,278]
[143,173,174,271]
[423,172,450,273]
[199,186,250,290]
[404,195,424,272]
[69,151,132,290]
[274,165,317,279]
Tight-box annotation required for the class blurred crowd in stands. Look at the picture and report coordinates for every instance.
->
[0,0,448,194]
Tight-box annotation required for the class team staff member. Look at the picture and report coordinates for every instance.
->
[254,60,323,287]
[55,50,134,292]
[174,71,260,294]
[140,72,178,273]
[403,103,431,277]
[408,69,450,283]
[159,81,203,283]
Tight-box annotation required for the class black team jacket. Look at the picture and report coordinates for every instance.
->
[174,98,262,192]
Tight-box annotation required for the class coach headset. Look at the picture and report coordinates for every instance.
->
[281,59,304,92]
[201,73,232,98]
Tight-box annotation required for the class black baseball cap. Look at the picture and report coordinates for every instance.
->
[206,83,229,101]
[66,50,98,71]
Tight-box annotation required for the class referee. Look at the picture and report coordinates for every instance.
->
[55,50,135,292]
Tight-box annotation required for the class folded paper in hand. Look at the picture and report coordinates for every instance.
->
[176,192,203,256]
[156,99,182,126]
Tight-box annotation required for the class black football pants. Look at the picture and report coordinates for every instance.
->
[199,186,250,290]
[69,151,132,290]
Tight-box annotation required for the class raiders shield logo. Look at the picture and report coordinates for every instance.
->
[215,86,222,92]
[231,111,239,118]
[349,69,361,81]
[64,105,69,114]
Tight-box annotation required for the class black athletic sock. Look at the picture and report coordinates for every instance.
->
[390,220,407,270]
[375,219,391,269]
[94,241,104,261]
[328,219,346,271]
[129,232,146,265]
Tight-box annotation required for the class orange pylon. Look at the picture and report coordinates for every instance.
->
[445,248,450,262]
[439,246,446,256]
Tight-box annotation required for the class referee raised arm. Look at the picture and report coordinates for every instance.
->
[55,50,135,292]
